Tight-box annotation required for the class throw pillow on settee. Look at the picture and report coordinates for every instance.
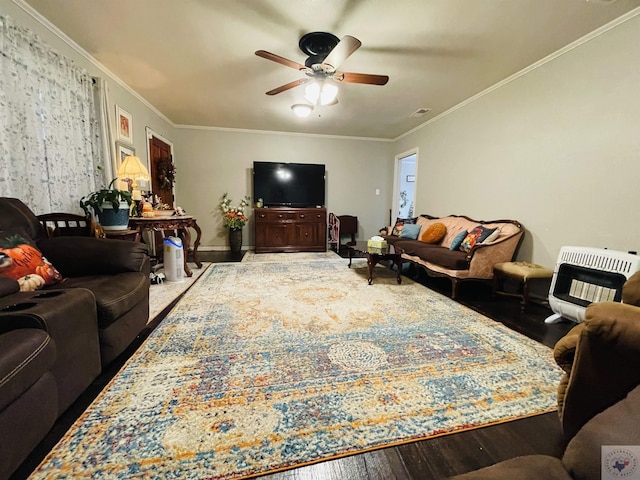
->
[420,222,447,244]
[399,223,422,239]
[459,226,497,252]
[391,216,418,236]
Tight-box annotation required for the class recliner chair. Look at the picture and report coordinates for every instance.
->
[448,271,640,480]
[0,197,151,366]
[0,197,151,480]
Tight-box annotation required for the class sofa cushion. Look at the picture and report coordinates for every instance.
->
[391,217,417,236]
[420,222,447,244]
[396,240,470,270]
[399,223,421,239]
[0,329,56,412]
[483,227,501,243]
[0,231,62,291]
[563,384,640,480]
[57,272,149,329]
[460,226,496,253]
[449,230,467,251]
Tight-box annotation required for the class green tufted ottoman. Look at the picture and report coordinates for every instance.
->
[493,261,554,310]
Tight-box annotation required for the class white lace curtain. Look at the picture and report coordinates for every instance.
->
[0,15,105,214]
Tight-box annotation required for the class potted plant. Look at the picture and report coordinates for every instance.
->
[80,178,133,231]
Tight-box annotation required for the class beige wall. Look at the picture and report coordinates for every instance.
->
[172,128,393,249]
[394,14,640,267]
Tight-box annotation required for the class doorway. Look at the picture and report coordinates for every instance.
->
[146,127,175,207]
[393,149,418,220]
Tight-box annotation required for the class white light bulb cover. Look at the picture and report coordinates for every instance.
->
[291,104,313,118]
[320,83,338,105]
[304,82,320,104]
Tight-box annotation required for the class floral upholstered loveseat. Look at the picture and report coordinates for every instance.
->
[385,214,524,298]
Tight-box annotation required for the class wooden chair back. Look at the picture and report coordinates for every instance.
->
[37,212,97,238]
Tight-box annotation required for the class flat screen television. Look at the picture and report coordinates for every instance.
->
[253,161,325,208]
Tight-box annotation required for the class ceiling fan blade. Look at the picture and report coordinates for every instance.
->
[255,50,307,71]
[334,72,389,85]
[265,78,311,96]
[321,35,361,70]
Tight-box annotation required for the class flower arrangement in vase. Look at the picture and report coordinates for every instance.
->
[219,193,250,230]
[220,193,251,253]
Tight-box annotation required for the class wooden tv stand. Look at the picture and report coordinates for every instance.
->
[254,207,327,253]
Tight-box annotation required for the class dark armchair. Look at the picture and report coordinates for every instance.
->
[0,197,151,366]
[0,197,151,479]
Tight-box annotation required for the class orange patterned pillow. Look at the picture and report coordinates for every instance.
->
[0,232,62,291]
[420,222,447,244]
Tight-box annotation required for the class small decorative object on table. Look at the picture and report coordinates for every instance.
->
[220,193,250,252]
[141,201,154,218]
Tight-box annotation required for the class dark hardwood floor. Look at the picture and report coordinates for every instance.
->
[11,249,574,480]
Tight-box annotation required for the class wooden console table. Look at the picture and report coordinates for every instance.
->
[254,207,327,253]
[129,215,202,277]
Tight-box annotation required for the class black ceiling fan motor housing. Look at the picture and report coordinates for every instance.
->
[299,32,339,67]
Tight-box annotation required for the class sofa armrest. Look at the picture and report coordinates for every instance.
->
[0,313,46,335]
[553,323,585,417]
[553,324,584,374]
[466,232,523,278]
[559,301,640,441]
[38,236,150,277]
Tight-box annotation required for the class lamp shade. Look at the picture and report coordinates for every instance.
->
[118,156,150,182]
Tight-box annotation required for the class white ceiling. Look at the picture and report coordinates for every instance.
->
[21,0,640,139]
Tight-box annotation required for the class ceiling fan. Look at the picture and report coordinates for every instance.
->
[255,32,389,97]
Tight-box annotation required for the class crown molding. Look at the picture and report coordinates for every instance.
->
[394,6,640,142]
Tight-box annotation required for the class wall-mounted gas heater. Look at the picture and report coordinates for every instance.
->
[545,246,640,324]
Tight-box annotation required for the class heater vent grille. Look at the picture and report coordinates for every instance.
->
[546,246,640,324]
[559,247,640,277]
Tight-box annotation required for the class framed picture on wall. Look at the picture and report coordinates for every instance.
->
[116,106,133,144]
[116,143,135,171]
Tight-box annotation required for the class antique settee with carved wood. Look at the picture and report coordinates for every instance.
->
[385,214,524,298]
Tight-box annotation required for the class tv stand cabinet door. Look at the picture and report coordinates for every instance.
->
[292,210,327,250]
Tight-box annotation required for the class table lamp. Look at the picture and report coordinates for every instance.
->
[117,155,150,201]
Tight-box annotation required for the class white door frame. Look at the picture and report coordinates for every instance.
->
[392,147,419,221]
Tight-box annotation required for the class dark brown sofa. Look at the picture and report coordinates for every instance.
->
[0,197,150,479]
[448,271,640,479]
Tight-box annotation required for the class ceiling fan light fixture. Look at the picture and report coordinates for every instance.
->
[291,104,313,118]
[304,82,321,104]
[304,81,338,106]
[320,83,338,105]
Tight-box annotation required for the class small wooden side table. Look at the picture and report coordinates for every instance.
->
[103,229,141,242]
[347,240,403,285]
[129,215,202,277]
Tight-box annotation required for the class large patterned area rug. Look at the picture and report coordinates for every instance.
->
[31,258,563,479]
[148,262,211,323]
[241,250,341,263]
